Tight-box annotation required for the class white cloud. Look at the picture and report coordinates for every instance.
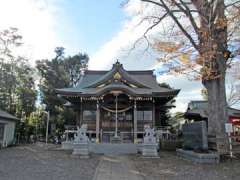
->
[0,0,63,64]
[157,74,204,113]
[88,1,204,113]
[88,17,149,69]
[88,1,155,70]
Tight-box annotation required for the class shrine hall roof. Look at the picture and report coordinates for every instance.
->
[56,62,180,97]
[0,109,19,121]
[185,100,240,118]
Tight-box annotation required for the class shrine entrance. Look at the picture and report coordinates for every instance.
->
[100,93,134,143]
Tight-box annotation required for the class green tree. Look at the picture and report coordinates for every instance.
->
[36,48,89,132]
[169,112,187,130]
[0,28,36,117]
[157,83,176,126]
[0,28,37,143]
[64,53,89,87]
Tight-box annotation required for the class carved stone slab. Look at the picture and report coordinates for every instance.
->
[182,121,208,150]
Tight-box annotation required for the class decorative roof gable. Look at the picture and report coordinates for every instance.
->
[85,61,150,89]
[56,62,180,98]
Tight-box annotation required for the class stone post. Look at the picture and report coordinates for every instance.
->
[134,100,137,143]
[96,101,100,143]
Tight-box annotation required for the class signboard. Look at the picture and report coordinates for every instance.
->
[225,123,233,133]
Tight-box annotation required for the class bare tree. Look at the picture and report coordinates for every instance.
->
[227,62,240,106]
[126,0,240,153]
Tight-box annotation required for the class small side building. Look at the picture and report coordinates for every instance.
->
[184,100,240,133]
[0,109,18,147]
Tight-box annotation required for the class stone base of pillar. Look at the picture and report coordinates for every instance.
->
[142,143,158,157]
[61,141,73,150]
[110,136,121,144]
[72,142,89,158]
[142,126,159,157]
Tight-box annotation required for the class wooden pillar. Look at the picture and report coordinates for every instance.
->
[76,109,80,126]
[134,100,137,143]
[152,99,155,128]
[80,97,83,126]
[96,101,100,143]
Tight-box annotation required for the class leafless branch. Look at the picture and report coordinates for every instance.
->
[129,12,168,54]
[227,82,240,106]
[135,16,162,27]
[141,0,164,7]
[159,0,199,51]
[173,0,200,37]
[226,0,240,8]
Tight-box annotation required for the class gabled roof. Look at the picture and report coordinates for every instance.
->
[185,100,240,118]
[56,62,180,97]
[0,109,19,121]
[85,62,149,88]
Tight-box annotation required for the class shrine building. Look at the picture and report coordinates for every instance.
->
[56,61,180,143]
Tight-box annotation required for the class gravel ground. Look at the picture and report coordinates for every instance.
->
[1,145,240,180]
[0,144,99,180]
[132,151,240,180]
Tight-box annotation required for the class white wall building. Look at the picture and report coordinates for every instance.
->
[0,110,18,147]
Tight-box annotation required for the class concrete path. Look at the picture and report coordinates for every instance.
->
[93,156,144,180]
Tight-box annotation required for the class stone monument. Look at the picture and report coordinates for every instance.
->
[182,121,208,150]
[142,125,158,157]
[177,121,219,163]
[72,124,89,157]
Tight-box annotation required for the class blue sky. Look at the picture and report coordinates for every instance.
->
[0,0,206,112]
[0,0,238,112]
[54,0,127,55]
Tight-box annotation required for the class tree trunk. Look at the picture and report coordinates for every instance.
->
[203,70,229,154]
[200,0,229,154]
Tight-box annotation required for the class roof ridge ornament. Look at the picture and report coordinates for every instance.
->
[114,59,122,68]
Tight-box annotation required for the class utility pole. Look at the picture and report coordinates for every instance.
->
[45,111,50,145]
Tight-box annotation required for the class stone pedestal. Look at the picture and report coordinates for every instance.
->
[110,136,122,144]
[177,149,219,164]
[177,121,220,163]
[61,141,73,150]
[142,126,158,157]
[72,124,89,157]
[142,143,158,157]
[72,142,89,156]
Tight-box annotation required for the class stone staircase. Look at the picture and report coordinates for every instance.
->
[89,143,138,155]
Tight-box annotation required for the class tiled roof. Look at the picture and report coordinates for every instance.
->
[185,100,240,118]
[56,62,180,97]
[0,109,19,121]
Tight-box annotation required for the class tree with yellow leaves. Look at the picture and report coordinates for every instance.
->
[126,0,240,154]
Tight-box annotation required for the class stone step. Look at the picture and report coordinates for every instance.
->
[89,143,138,155]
